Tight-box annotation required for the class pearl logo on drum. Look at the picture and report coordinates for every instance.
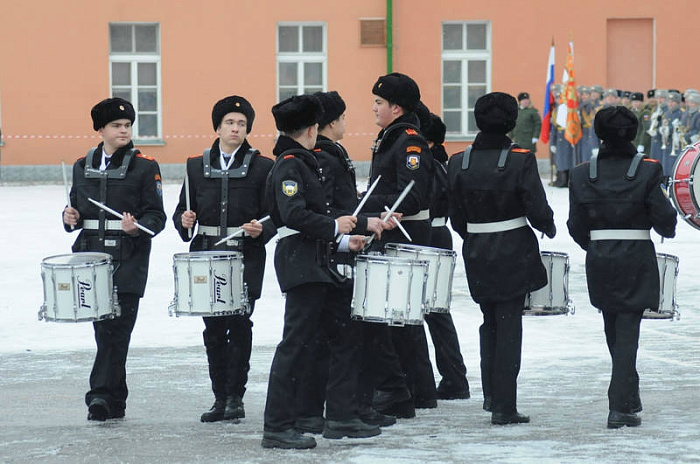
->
[77,278,93,309]
[214,273,229,304]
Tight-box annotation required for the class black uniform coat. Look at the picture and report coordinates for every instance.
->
[567,142,677,312]
[428,145,452,249]
[363,113,433,244]
[266,135,337,292]
[447,133,555,304]
[68,142,166,296]
[172,139,276,300]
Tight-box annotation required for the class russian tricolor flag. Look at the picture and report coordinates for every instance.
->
[540,41,555,144]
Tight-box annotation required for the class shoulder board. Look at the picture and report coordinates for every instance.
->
[284,154,295,160]
[136,153,156,161]
[511,148,530,154]
[642,158,660,163]
[405,128,419,136]
[76,156,87,162]
[188,154,203,160]
[313,148,322,152]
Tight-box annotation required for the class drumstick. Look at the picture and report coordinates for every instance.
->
[214,215,271,246]
[365,180,415,248]
[184,170,192,239]
[384,206,412,242]
[61,160,75,230]
[87,197,156,236]
[336,175,382,243]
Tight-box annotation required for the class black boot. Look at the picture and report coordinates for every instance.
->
[358,406,397,427]
[373,388,416,419]
[261,429,317,449]
[224,395,245,420]
[200,398,226,422]
[87,398,110,421]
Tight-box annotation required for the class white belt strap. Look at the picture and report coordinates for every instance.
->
[197,225,243,236]
[431,217,447,227]
[83,219,123,231]
[467,216,528,234]
[590,229,651,241]
[277,226,300,239]
[402,209,430,221]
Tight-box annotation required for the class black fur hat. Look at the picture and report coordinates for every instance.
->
[314,91,346,129]
[474,92,518,134]
[212,95,255,133]
[91,97,135,131]
[415,101,431,132]
[424,113,446,145]
[372,72,421,113]
[594,106,638,142]
[272,94,325,133]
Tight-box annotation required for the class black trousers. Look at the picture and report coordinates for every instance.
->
[202,300,255,400]
[479,295,525,415]
[263,282,360,432]
[602,310,644,413]
[425,225,469,391]
[85,292,139,413]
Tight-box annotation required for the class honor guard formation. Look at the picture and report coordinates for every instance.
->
[46,73,697,450]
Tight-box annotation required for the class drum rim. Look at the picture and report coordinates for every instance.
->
[355,254,430,267]
[41,252,112,266]
[671,144,700,230]
[384,242,457,256]
[173,250,242,260]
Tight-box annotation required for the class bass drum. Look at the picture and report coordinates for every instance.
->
[670,141,700,230]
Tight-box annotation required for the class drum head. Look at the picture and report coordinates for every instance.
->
[671,142,700,230]
[42,252,112,266]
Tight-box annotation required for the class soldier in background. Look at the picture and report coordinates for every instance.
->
[649,89,669,164]
[579,86,598,163]
[630,92,649,154]
[660,92,683,177]
[510,92,542,154]
[683,93,700,146]
[590,85,603,107]
[549,84,574,187]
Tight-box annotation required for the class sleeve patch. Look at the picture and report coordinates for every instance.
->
[405,128,419,136]
[136,153,156,161]
[284,154,295,160]
[406,154,420,170]
[511,148,530,153]
[643,158,660,163]
[406,146,422,154]
[282,180,298,197]
[154,174,161,181]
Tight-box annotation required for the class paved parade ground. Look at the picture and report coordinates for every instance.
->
[1,182,699,464]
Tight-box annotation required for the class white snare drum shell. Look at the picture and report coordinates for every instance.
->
[39,252,118,322]
[524,251,573,316]
[644,253,680,320]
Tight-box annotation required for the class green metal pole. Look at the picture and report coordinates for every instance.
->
[386,0,393,73]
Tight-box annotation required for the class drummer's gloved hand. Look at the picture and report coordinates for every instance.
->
[544,223,556,239]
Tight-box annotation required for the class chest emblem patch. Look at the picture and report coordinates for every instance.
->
[406,154,420,170]
[282,180,298,197]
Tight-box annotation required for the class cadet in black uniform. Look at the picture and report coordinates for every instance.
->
[567,106,677,429]
[447,92,556,425]
[261,95,380,449]
[172,96,276,423]
[294,91,397,432]
[62,98,166,421]
[362,73,437,417]
[422,113,471,400]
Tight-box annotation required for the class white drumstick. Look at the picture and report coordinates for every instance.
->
[61,160,74,230]
[336,175,382,243]
[87,197,155,236]
[214,215,271,246]
[184,170,192,239]
[365,180,416,248]
[384,205,412,242]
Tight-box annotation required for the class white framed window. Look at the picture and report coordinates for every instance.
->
[441,21,491,138]
[109,23,162,142]
[277,23,327,101]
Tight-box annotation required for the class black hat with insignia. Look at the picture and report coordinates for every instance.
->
[631,92,644,102]
[91,97,135,131]
[647,89,656,99]
[474,92,518,134]
[594,106,638,143]
[314,91,346,129]
[212,95,255,133]
[415,101,432,132]
[272,94,325,133]
[517,92,530,101]
[372,72,421,113]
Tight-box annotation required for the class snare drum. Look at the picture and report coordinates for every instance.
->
[39,252,120,322]
[524,251,573,316]
[643,253,680,320]
[169,251,249,317]
[351,254,429,326]
[670,141,700,230]
[384,243,456,313]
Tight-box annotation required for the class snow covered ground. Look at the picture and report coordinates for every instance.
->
[0,181,698,463]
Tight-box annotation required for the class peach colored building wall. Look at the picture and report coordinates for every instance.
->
[0,0,698,169]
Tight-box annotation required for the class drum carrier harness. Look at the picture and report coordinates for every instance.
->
[199,147,258,249]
